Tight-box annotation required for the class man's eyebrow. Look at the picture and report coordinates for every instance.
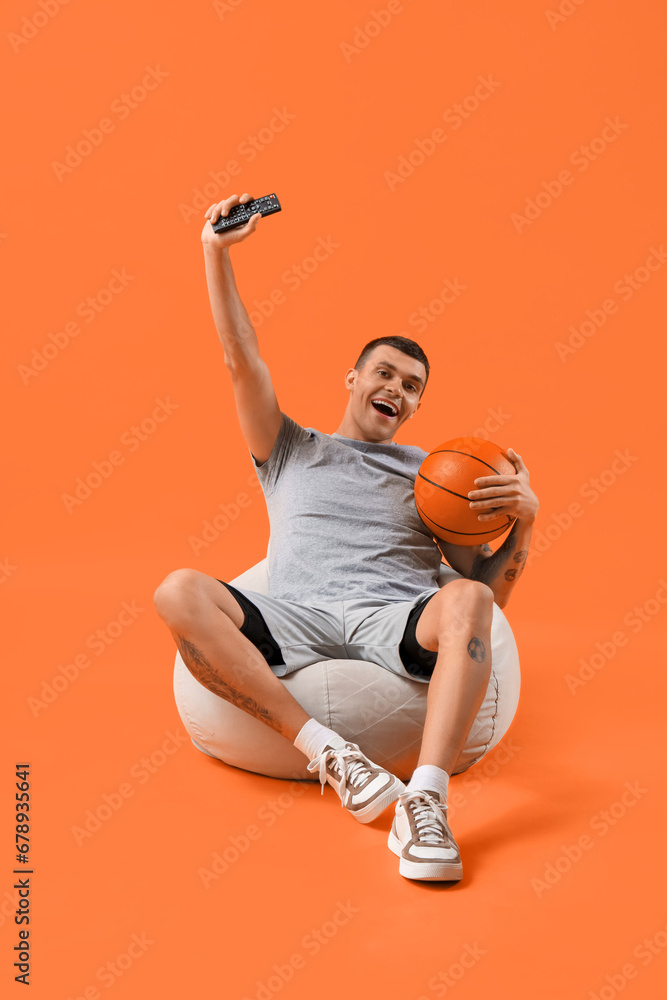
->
[375,359,424,386]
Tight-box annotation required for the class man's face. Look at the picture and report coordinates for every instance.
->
[344,345,426,441]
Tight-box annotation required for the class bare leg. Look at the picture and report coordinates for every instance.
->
[153,569,311,741]
[412,579,494,774]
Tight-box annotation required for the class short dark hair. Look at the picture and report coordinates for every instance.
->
[353,336,430,391]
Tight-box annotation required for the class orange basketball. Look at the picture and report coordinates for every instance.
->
[415,437,516,546]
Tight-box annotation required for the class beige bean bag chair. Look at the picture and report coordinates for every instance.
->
[173,556,521,782]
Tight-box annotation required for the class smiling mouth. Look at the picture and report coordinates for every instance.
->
[371,398,399,418]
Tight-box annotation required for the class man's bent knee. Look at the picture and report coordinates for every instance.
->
[424,580,494,646]
[415,580,492,652]
[153,569,244,630]
[439,578,494,610]
[153,568,209,622]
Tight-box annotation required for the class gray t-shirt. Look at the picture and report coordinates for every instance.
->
[249,411,442,603]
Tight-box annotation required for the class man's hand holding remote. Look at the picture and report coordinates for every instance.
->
[201,191,267,374]
[201,193,261,252]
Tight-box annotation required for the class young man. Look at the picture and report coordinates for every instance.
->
[153,193,539,882]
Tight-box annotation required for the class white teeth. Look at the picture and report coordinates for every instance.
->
[371,398,398,415]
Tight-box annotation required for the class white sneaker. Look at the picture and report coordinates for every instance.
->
[306,742,406,823]
[388,788,463,881]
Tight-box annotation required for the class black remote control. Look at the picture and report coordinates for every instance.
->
[211,193,281,233]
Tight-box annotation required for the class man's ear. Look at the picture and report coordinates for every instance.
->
[344,367,358,390]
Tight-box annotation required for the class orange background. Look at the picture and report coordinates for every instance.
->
[3,0,666,996]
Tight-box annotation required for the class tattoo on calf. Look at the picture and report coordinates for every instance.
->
[175,634,283,735]
[467,637,486,662]
[176,635,209,672]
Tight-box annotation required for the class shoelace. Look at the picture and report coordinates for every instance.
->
[307,744,375,805]
[399,790,456,847]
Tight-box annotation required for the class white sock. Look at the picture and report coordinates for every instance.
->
[293,718,346,762]
[406,764,450,803]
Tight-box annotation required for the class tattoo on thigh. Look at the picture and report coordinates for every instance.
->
[467,637,486,662]
[175,634,282,734]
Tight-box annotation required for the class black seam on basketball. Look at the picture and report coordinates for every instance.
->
[415,499,512,536]
[427,449,503,475]
[417,471,470,502]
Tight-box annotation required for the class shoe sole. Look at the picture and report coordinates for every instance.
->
[387,830,463,881]
[346,777,406,823]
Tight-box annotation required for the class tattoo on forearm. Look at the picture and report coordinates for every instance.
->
[175,634,284,735]
[513,550,528,563]
[505,568,518,581]
[467,637,486,662]
[473,539,510,581]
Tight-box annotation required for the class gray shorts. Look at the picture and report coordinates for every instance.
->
[218,581,441,683]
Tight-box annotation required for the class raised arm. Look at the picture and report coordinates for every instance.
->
[201,194,282,465]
